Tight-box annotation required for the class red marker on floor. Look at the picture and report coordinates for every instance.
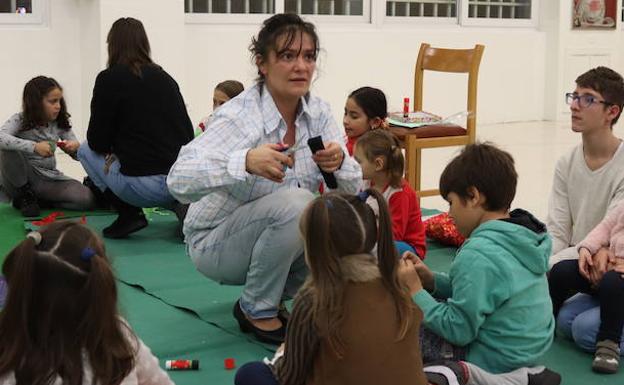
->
[224,358,236,370]
[165,359,199,370]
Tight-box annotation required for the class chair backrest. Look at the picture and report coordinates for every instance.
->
[413,43,485,142]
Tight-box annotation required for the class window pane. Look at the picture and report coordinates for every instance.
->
[468,0,531,20]
[386,1,457,18]
[0,0,32,13]
[186,0,275,14]
[285,0,363,16]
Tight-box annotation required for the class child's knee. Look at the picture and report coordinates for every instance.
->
[571,311,600,352]
[599,270,624,293]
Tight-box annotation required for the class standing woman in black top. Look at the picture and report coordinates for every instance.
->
[78,17,193,239]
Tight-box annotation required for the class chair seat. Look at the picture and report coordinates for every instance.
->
[388,124,467,140]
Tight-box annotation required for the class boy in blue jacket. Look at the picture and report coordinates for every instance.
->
[404,143,560,385]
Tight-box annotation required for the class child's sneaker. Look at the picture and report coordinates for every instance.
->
[592,340,620,374]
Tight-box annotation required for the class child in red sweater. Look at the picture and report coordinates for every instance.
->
[354,129,426,258]
[343,87,388,156]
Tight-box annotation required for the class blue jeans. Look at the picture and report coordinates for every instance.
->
[395,241,415,257]
[77,142,174,208]
[187,188,314,319]
[557,293,624,354]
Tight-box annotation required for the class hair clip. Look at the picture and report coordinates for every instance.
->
[26,231,42,245]
[324,199,334,209]
[358,191,370,202]
[80,247,96,262]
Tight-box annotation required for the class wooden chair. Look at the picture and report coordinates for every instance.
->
[394,43,485,198]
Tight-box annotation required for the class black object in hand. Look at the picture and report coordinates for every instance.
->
[307,135,338,189]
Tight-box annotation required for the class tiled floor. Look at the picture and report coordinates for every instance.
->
[54,119,618,222]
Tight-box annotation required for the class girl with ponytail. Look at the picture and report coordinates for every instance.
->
[354,129,427,258]
[235,189,429,385]
[0,221,174,385]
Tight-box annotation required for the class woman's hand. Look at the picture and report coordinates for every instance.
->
[398,258,423,295]
[246,144,294,183]
[59,140,80,155]
[402,251,435,292]
[34,141,54,157]
[578,247,593,280]
[312,142,344,173]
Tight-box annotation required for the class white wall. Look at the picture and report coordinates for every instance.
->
[1,1,623,138]
[184,22,547,127]
[543,0,624,120]
[0,0,83,135]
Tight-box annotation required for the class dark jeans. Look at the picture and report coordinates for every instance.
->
[235,362,279,385]
[549,259,624,344]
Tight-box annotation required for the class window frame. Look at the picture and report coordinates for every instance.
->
[183,0,539,27]
[383,0,459,26]
[0,0,46,25]
[459,0,538,28]
[184,0,371,24]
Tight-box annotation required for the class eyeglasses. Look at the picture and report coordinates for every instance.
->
[565,93,612,108]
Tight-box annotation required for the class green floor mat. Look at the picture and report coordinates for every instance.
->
[119,283,270,385]
[3,203,622,384]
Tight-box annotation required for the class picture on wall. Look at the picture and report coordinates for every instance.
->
[573,0,617,29]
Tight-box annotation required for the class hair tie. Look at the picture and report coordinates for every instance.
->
[80,247,96,262]
[358,191,370,202]
[26,231,42,245]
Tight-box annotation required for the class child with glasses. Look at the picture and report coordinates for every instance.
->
[546,66,624,372]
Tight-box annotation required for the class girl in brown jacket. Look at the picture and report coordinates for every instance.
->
[235,189,468,385]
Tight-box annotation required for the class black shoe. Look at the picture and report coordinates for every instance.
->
[102,189,148,238]
[12,183,40,217]
[528,368,561,385]
[232,300,285,345]
[103,212,148,239]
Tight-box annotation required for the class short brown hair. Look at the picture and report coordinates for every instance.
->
[216,80,244,99]
[576,66,624,126]
[439,142,517,211]
[107,17,155,77]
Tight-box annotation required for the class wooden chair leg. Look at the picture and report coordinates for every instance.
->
[415,148,422,193]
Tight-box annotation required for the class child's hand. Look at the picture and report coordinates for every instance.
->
[34,141,54,157]
[59,140,80,154]
[578,247,593,280]
[402,251,435,292]
[398,258,423,295]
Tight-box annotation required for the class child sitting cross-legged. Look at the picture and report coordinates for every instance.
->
[405,143,561,385]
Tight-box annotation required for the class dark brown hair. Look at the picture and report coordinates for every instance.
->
[439,142,517,211]
[0,221,135,385]
[349,86,388,120]
[215,80,244,99]
[107,17,155,77]
[576,66,624,126]
[21,76,71,131]
[356,130,404,188]
[299,189,413,357]
[249,13,319,83]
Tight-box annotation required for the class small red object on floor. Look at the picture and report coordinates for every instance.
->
[224,358,236,370]
[32,211,64,226]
